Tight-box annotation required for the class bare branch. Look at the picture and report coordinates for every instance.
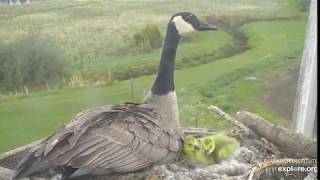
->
[208,105,257,138]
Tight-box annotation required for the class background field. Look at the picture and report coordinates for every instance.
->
[0,0,303,75]
[0,0,308,152]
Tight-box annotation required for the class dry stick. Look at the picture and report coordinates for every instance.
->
[207,105,291,179]
[187,107,317,179]
[208,106,287,156]
[183,127,219,136]
[207,105,257,138]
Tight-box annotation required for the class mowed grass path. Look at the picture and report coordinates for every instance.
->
[0,20,306,152]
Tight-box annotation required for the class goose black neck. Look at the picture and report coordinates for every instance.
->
[151,23,180,95]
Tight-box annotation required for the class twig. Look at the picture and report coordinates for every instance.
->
[207,105,257,138]
[183,127,219,136]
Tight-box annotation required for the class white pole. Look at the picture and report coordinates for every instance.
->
[292,0,317,138]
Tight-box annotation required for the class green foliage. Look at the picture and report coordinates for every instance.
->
[131,24,163,53]
[0,34,66,92]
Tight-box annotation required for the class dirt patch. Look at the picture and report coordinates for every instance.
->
[261,64,300,121]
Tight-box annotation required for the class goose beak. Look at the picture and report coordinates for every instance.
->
[197,22,218,31]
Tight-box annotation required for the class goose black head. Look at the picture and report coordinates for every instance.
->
[170,12,218,36]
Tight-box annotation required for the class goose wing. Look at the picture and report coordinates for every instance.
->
[13,103,183,179]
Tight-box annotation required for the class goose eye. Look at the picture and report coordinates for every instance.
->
[186,15,192,20]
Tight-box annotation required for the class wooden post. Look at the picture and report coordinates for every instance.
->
[23,85,29,95]
[129,78,134,100]
[292,0,317,138]
[107,69,112,82]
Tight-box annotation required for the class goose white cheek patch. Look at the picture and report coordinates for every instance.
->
[172,16,196,35]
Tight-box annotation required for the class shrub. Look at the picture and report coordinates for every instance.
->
[131,24,163,53]
[0,34,66,92]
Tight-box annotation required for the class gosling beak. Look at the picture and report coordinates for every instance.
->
[197,22,218,31]
[205,149,215,156]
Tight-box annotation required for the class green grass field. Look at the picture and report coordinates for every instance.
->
[0,0,308,152]
[82,31,232,76]
[0,0,298,72]
[0,19,306,152]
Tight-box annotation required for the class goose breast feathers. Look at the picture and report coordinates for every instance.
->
[14,102,184,178]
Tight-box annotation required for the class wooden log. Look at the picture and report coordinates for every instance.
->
[237,111,317,158]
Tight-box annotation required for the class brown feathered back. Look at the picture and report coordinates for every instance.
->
[13,102,183,179]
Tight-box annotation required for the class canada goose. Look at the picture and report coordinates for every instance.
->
[13,12,217,179]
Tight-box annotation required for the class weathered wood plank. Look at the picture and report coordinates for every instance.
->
[292,0,317,138]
